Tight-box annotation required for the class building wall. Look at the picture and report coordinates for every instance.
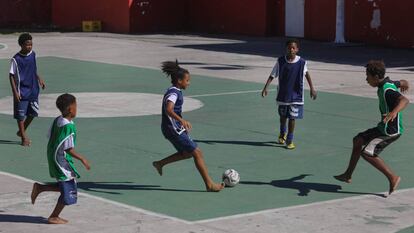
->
[52,0,131,33]
[129,0,188,33]
[304,0,336,41]
[187,0,269,36]
[0,0,51,27]
[345,0,414,47]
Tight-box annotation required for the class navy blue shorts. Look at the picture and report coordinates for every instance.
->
[162,127,198,153]
[58,179,77,205]
[278,104,303,119]
[13,99,39,121]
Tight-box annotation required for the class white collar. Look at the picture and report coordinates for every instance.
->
[57,116,73,127]
[18,50,33,57]
[284,55,300,63]
[169,86,181,91]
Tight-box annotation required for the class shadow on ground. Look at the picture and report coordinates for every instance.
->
[241,174,386,198]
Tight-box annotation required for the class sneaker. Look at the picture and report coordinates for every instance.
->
[286,142,295,149]
[278,133,287,144]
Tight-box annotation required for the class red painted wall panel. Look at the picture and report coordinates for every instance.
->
[52,0,130,33]
[345,0,414,48]
[305,0,336,41]
[0,0,51,27]
[129,0,188,33]
[187,0,268,36]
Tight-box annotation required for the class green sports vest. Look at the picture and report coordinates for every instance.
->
[377,82,403,136]
[47,117,80,181]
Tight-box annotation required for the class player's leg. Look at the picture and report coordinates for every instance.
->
[191,148,224,192]
[334,135,365,183]
[286,118,296,149]
[31,182,60,204]
[48,202,67,224]
[153,151,192,176]
[278,116,287,144]
[361,153,400,195]
[14,100,31,146]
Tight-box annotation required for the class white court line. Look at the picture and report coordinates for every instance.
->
[188,89,274,98]
[0,43,8,50]
[2,170,413,225]
[194,188,414,224]
[0,170,192,224]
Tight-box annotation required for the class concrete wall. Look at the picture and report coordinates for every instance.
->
[0,0,51,28]
[52,0,131,33]
[345,0,414,48]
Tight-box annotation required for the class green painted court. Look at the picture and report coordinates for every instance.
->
[1,57,413,221]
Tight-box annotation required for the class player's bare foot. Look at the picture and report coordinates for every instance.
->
[31,183,41,204]
[334,174,352,183]
[206,182,225,192]
[21,137,31,146]
[388,176,401,196]
[48,217,68,224]
[152,161,163,176]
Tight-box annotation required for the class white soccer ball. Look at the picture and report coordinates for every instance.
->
[222,169,240,187]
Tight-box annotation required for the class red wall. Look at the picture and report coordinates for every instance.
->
[0,0,51,27]
[129,0,188,33]
[345,0,414,48]
[188,0,269,36]
[305,0,336,41]
[52,0,131,33]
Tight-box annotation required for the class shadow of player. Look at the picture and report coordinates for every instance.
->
[241,174,386,198]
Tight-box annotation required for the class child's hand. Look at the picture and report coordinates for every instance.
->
[399,80,409,93]
[181,119,192,131]
[14,93,21,102]
[82,158,91,170]
[383,112,397,123]
[310,89,317,100]
[261,89,268,97]
[39,79,46,90]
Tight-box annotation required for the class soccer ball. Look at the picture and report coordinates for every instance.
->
[222,169,240,187]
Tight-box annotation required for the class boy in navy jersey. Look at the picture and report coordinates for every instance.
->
[9,33,46,146]
[152,60,224,192]
[262,39,317,149]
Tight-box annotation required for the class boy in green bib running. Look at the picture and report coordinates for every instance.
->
[30,93,90,224]
[334,60,409,196]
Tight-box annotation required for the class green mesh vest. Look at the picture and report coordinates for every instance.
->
[47,117,80,181]
[377,82,403,136]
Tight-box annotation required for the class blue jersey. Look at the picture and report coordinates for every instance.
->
[10,51,39,101]
[273,56,306,105]
[161,87,185,135]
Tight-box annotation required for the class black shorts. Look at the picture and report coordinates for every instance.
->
[356,127,400,156]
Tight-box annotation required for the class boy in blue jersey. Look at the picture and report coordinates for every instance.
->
[334,60,409,196]
[262,39,317,149]
[152,60,224,192]
[9,33,46,146]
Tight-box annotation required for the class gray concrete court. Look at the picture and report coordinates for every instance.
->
[0,33,413,232]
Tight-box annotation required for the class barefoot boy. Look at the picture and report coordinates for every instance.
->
[31,94,90,224]
[334,60,409,196]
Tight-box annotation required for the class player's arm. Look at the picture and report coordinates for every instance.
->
[65,148,91,170]
[305,72,317,100]
[392,79,409,93]
[166,101,192,131]
[383,90,409,123]
[261,76,274,97]
[9,74,20,102]
[37,74,46,89]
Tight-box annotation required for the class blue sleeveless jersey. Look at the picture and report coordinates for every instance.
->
[276,56,306,105]
[11,51,39,101]
[161,87,185,135]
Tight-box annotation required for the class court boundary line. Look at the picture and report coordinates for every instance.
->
[0,171,192,224]
[2,170,413,225]
[0,43,8,50]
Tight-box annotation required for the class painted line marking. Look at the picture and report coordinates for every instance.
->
[0,171,191,224]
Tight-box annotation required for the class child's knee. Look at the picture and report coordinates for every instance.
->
[353,136,364,146]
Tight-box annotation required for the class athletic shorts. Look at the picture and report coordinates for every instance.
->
[162,127,198,153]
[357,127,400,156]
[278,104,303,119]
[13,99,39,121]
[58,179,77,205]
